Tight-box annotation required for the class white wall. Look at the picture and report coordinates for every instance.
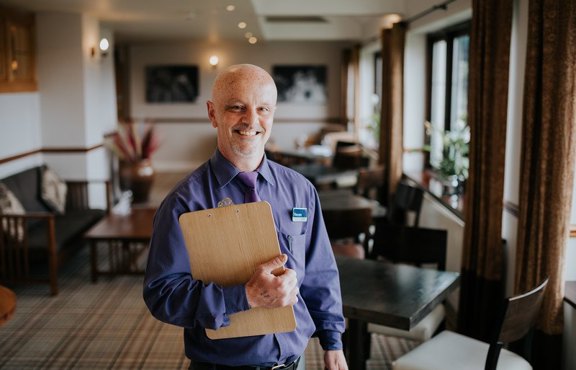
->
[128,40,352,171]
[0,11,116,209]
[0,93,42,178]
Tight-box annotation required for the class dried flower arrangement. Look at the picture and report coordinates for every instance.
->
[105,119,160,163]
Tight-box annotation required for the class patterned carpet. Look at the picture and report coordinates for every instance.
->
[0,248,418,370]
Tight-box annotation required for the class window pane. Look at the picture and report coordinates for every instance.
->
[430,40,447,167]
[450,34,469,128]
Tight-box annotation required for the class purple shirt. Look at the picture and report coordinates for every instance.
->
[143,150,345,367]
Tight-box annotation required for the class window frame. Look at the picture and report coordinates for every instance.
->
[425,21,471,169]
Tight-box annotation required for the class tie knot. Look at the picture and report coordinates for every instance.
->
[236,171,259,189]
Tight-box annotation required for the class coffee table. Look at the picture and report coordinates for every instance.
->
[84,207,156,282]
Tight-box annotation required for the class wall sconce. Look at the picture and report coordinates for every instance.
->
[99,38,110,57]
[209,55,219,68]
[91,37,110,58]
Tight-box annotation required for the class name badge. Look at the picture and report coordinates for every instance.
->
[292,207,308,222]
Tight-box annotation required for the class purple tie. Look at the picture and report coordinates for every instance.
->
[236,172,261,203]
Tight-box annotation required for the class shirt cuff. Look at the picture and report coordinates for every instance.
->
[317,330,343,350]
[222,284,251,315]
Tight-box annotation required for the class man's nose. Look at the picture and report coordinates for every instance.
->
[243,107,258,125]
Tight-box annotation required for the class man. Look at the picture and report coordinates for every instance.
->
[143,64,348,370]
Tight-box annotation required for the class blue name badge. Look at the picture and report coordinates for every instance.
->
[292,207,308,222]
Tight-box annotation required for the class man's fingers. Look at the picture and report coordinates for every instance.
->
[258,254,287,274]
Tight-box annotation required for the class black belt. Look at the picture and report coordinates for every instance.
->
[189,357,300,370]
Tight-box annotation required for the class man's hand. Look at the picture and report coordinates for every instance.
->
[245,254,298,308]
[324,350,348,370]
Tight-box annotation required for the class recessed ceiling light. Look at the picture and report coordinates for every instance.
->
[238,21,247,29]
[226,5,235,11]
[248,36,258,44]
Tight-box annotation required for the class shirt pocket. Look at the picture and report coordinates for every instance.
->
[277,231,306,279]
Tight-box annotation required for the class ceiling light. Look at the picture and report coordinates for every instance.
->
[238,21,247,29]
[248,36,258,44]
[226,5,235,11]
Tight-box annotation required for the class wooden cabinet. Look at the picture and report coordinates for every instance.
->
[0,8,37,92]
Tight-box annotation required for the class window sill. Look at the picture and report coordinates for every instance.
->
[404,170,465,221]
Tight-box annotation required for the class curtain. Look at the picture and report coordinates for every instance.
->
[457,0,513,340]
[515,0,576,368]
[379,22,406,202]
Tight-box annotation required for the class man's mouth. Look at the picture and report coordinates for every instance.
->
[235,129,260,137]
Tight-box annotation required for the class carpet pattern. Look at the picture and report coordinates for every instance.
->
[0,248,418,369]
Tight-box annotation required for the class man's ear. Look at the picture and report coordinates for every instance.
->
[207,101,218,128]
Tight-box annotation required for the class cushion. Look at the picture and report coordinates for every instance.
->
[392,330,532,370]
[27,209,105,251]
[1,167,50,212]
[41,167,67,214]
[0,182,25,241]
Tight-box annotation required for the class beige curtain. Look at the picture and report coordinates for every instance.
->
[457,0,513,340]
[515,0,576,367]
[379,22,406,202]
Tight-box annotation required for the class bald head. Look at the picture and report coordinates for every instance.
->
[211,64,277,104]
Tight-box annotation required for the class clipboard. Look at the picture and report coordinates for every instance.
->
[178,201,297,339]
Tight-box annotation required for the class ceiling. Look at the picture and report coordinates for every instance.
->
[0,0,407,43]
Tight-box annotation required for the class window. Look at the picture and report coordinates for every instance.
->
[426,22,470,173]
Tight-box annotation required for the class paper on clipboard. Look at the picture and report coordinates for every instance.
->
[178,201,296,339]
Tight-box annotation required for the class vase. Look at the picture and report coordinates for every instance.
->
[119,160,155,204]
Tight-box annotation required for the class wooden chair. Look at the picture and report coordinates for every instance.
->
[393,279,549,370]
[354,165,385,204]
[387,180,424,227]
[367,222,448,341]
[322,207,372,259]
[332,141,370,171]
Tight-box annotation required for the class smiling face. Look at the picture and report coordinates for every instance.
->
[207,64,277,171]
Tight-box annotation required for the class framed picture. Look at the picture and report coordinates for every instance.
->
[272,65,327,104]
[145,65,199,103]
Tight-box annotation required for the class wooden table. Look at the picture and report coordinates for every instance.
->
[336,256,460,370]
[84,207,156,282]
[292,163,358,188]
[0,285,16,326]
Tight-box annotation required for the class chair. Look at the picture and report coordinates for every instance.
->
[354,165,385,204]
[387,180,424,227]
[367,222,448,341]
[393,279,549,370]
[322,207,372,259]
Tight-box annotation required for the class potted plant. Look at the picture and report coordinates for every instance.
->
[425,118,470,194]
[105,119,160,203]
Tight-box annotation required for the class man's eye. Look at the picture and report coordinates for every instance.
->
[227,105,244,112]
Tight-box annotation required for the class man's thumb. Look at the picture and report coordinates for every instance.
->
[260,254,287,273]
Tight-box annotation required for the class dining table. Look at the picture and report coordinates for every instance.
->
[291,163,359,189]
[319,189,387,218]
[336,255,460,370]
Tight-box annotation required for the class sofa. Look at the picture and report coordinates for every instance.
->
[0,165,111,295]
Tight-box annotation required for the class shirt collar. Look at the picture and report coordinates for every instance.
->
[209,149,276,189]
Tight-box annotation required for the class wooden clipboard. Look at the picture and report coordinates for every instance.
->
[178,201,296,339]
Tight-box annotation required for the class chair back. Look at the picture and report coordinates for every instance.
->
[388,181,424,227]
[369,221,447,271]
[332,142,369,170]
[322,206,372,256]
[485,279,549,370]
[354,166,385,203]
